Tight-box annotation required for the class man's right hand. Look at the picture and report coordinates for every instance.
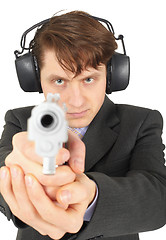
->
[4,130,85,188]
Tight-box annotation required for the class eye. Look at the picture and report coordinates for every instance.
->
[84,78,94,84]
[55,79,64,85]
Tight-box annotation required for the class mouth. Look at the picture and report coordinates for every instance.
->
[67,110,89,119]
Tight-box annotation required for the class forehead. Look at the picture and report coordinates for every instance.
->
[41,49,106,80]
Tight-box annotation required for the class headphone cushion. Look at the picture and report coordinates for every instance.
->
[106,52,130,94]
[15,53,42,92]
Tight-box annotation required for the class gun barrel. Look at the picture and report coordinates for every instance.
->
[41,114,54,128]
[38,111,59,132]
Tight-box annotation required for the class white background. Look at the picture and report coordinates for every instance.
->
[0,0,166,239]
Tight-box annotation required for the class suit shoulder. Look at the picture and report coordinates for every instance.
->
[116,103,149,113]
[5,106,34,123]
[12,106,34,115]
[115,103,163,126]
[116,103,161,116]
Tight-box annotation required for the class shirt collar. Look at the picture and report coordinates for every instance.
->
[68,126,89,139]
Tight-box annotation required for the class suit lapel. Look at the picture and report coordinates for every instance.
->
[82,96,120,171]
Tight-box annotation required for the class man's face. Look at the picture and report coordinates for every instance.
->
[40,50,106,128]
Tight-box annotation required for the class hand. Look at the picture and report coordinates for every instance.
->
[5,130,85,188]
[0,166,96,239]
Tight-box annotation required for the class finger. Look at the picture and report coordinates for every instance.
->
[67,130,85,173]
[5,150,43,177]
[43,186,68,209]
[0,167,17,207]
[56,182,87,206]
[38,165,76,187]
[55,147,70,166]
[43,186,59,201]
[9,165,42,233]
[10,165,33,206]
[12,132,43,164]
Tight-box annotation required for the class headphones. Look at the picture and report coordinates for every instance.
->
[14,15,130,94]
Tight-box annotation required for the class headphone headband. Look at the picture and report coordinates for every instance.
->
[14,16,126,58]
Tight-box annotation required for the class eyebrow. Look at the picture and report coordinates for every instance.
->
[46,74,68,81]
[47,71,101,81]
[78,70,100,78]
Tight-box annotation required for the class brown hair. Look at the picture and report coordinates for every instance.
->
[32,11,118,75]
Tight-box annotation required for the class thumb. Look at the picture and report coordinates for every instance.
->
[67,130,85,173]
[56,182,82,206]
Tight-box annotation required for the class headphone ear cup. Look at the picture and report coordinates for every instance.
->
[106,52,130,94]
[15,52,42,93]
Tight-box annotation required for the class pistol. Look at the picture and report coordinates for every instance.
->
[28,93,68,175]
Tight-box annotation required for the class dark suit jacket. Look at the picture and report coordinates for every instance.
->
[0,96,166,240]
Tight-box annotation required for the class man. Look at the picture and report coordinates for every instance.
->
[0,10,166,240]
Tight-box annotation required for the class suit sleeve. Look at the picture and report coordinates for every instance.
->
[0,110,22,167]
[77,110,166,240]
[0,110,27,228]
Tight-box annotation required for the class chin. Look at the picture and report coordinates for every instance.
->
[68,118,90,128]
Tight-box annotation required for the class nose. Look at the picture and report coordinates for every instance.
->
[68,85,84,108]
